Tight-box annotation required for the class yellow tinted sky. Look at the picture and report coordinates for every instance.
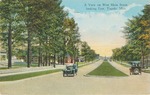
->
[62,0,149,57]
[64,7,129,57]
[87,40,126,56]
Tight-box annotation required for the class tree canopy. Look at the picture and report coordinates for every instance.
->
[112,4,150,67]
[0,0,98,68]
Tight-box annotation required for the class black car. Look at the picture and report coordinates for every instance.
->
[129,62,141,75]
[62,64,78,77]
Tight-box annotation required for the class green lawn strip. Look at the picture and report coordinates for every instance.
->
[0,63,38,70]
[78,62,89,68]
[0,67,8,70]
[88,61,128,76]
[0,69,61,81]
[13,62,38,67]
[142,69,150,73]
[120,63,131,68]
[0,60,99,81]
[115,61,131,67]
[78,59,99,68]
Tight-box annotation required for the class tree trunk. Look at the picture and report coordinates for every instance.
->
[53,54,56,68]
[146,56,148,68]
[62,51,66,65]
[27,29,31,68]
[85,56,87,62]
[45,36,48,66]
[73,50,76,64]
[38,42,41,67]
[42,55,44,66]
[142,55,145,68]
[8,22,12,69]
[45,52,48,66]
[60,56,63,65]
[141,50,145,68]
[57,56,60,64]
[48,53,51,66]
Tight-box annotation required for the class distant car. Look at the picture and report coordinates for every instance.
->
[62,64,78,77]
[129,63,141,75]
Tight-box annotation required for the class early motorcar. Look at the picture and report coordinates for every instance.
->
[129,62,141,75]
[62,64,78,77]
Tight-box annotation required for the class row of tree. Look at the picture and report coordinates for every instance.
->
[81,41,98,62]
[112,4,150,67]
[0,0,98,68]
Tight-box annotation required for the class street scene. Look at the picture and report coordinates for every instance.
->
[0,0,150,95]
[0,60,150,95]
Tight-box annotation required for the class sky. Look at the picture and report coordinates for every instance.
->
[61,0,150,57]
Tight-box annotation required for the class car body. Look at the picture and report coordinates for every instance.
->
[62,64,78,77]
[129,62,141,75]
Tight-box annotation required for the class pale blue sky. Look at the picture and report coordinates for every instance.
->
[62,0,150,56]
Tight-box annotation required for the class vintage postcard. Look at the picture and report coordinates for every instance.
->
[0,0,150,95]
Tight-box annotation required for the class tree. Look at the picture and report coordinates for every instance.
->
[81,41,97,62]
[112,4,150,67]
[0,0,21,68]
[0,0,96,69]
[112,45,141,61]
[63,17,81,64]
[18,0,66,67]
[140,5,150,49]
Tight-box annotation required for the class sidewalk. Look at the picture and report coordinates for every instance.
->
[0,61,94,77]
[0,60,98,77]
[0,65,65,76]
[109,61,130,75]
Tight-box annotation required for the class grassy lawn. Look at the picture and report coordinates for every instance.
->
[115,61,131,67]
[13,62,38,67]
[0,69,61,82]
[0,67,8,70]
[0,62,40,70]
[78,62,90,68]
[0,59,99,81]
[88,61,128,76]
[142,69,150,73]
[77,60,98,68]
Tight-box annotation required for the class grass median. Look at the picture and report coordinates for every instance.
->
[0,69,61,82]
[0,60,99,81]
[88,61,128,77]
[142,69,150,73]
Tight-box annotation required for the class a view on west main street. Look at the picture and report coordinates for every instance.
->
[0,0,150,95]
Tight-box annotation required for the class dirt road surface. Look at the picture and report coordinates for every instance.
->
[0,60,150,95]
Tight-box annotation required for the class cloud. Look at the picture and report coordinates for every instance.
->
[64,5,138,56]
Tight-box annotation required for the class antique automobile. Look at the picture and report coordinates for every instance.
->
[129,61,141,75]
[62,64,78,77]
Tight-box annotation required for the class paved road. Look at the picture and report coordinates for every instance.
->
[0,65,66,76]
[0,60,150,95]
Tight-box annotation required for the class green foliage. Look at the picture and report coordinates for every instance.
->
[142,69,150,73]
[112,4,150,66]
[81,41,97,62]
[88,61,127,76]
[0,69,61,81]
[112,44,141,61]
[0,0,23,68]
[0,0,98,68]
